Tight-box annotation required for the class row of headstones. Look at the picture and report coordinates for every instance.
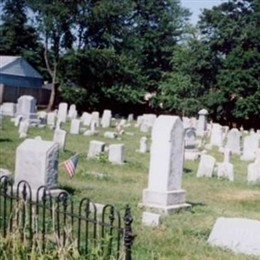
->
[197,148,260,183]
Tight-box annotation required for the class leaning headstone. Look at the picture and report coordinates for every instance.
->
[53,129,67,150]
[16,95,37,122]
[225,128,241,155]
[87,140,105,159]
[241,134,259,161]
[196,154,216,178]
[247,149,260,183]
[196,109,208,137]
[101,109,112,128]
[14,139,59,189]
[108,144,124,164]
[57,103,68,123]
[208,217,260,257]
[141,115,190,214]
[70,119,80,134]
[217,149,234,181]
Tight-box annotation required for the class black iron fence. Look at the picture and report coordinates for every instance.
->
[0,175,134,259]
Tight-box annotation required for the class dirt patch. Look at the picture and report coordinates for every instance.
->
[215,190,260,201]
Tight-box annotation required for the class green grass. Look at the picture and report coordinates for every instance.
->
[1,117,260,259]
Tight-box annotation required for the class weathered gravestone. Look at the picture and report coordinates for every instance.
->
[196,109,208,137]
[101,109,112,128]
[1,102,16,116]
[208,217,260,257]
[225,128,241,155]
[81,112,92,126]
[196,154,216,178]
[16,95,37,122]
[141,115,190,214]
[18,120,29,138]
[210,123,223,147]
[92,111,100,127]
[139,136,148,153]
[47,112,56,128]
[15,139,59,190]
[87,140,105,159]
[53,129,67,150]
[108,144,124,164]
[217,149,234,181]
[241,134,259,161]
[184,127,199,160]
[70,119,80,134]
[247,149,260,183]
[68,104,77,119]
[57,103,68,123]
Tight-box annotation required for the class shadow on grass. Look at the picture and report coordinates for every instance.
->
[183,168,193,174]
[187,201,207,214]
[59,184,77,195]
[0,138,12,142]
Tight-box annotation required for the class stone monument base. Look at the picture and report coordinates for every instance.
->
[140,189,191,214]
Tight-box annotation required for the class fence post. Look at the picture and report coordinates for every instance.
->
[123,205,134,260]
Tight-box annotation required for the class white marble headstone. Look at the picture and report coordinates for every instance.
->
[15,139,59,189]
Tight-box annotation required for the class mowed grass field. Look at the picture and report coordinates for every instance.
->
[1,116,260,259]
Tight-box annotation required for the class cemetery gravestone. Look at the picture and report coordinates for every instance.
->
[196,109,208,137]
[15,139,59,190]
[101,109,112,128]
[208,217,260,257]
[210,123,223,147]
[108,144,125,164]
[247,149,260,183]
[92,111,100,127]
[196,154,216,178]
[225,128,241,155]
[142,115,190,214]
[184,127,199,160]
[70,119,80,134]
[241,134,259,161]
[217,149,234,181]
[2,102,16,116]
[68,104,77,119]
[16,95,37,122]
[87,140,105,159]
[139,136,148,153]
[53,129,67,150]
[57,103,68,123]
[18,120,29,138]
[47,112,56,128]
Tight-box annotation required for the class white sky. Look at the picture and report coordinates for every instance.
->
[181,0,227,24]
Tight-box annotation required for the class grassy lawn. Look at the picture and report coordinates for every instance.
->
[0,116,260,259]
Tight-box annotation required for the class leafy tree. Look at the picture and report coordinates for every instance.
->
[130,0,190,97]
[0,0,43,70]
[27,0,76,111]
[198,0,260,126]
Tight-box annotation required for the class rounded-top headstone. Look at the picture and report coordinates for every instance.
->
[198,109,208,115]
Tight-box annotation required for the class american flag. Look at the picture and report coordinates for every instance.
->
[63,154,78,178]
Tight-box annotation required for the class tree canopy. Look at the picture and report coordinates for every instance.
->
[0,0,259,127]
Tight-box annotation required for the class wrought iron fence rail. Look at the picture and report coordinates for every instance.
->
[0,175,134,259]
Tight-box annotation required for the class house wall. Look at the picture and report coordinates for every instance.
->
[0,84,50,105]
[0,74,43,88]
